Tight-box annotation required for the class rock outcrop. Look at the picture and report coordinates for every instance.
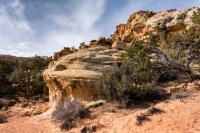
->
[53,47,75,61]
[43,47,122,103]
[43,7,199,103]
[113,7,199,42]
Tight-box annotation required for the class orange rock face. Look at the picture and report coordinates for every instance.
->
[113,11,155,43]
[113,8,199,43]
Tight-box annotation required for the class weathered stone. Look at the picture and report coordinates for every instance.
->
[79,42,89,50]
[53,47,73,61]
[111,41,126,50]
[113,7,198,42]
[55,64,67,71]
[97,37,105,44]
[43,47,121,104]
[114,11,155,42]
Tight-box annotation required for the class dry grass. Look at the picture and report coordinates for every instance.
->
[135,113,150,125]
[32,102,50,115]
[21,102,50,117]
[135,107,165,125]
[146,107,165,116]
[0,111,7,123]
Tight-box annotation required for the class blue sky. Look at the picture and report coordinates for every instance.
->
[0,0,200,57]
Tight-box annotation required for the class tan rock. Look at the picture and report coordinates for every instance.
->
[79,42,89,50]
[111,41,126,50]
[43,47,121,104]
[113,7,199,43]
[114,11,155,42]
[53,47,73,61]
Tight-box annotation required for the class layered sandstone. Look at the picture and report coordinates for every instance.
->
[43,46,122,103]
[113,7,199,42]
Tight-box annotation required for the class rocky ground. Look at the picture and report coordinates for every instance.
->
[0,80,199,133]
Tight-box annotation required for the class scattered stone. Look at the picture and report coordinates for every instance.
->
[79,108,90,118]
[81,127,87,133]
[87,101,104,109]
[80,125,97,133]
[21,102,29,108]
[53,47,73,60]
[79,42,89,50]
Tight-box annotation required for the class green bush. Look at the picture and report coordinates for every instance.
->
[161,31,200,69]
[147,32,160,47]
[97,41,161,102]
[192,8,200,25]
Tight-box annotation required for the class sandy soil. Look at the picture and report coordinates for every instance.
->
[0,117,56,133]
[0,80,199,133]
[70,80,200,133]
[0,104,57,133]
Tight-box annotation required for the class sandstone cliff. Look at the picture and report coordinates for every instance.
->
[113,7,199,42]
[43,7,199,103]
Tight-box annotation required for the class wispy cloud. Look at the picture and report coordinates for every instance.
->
[0,0,34,56]
[0,0,106,56]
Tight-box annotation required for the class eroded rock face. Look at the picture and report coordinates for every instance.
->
[113,7,199,42]
[43,47,122,103]
[53,47,74,61]
[113,11,155,42]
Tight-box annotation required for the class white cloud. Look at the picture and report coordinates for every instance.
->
[37,0,106,55]
[0,0,106,57]
[0,0,34,56]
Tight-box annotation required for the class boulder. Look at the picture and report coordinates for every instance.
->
[97,37,105,44]
[79,42,89,50]
[53,47,73,61]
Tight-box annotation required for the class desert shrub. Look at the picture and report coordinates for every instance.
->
[146,107,165,116]
[97,41,163,102]
[136,107,164,125]
[161,31,200,73]
[0,111,7,123]
[59,116,76,131]
[32,102,50,115]
[192,8,200,25]
[135,113,150,125]
[147,32,160,47]
[157,10,200,78]
[170,89,188,99]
